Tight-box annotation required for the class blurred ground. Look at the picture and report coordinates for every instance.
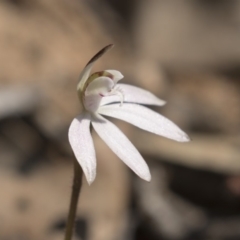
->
[1,0,240,239]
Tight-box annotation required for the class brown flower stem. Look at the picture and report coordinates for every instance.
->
[64,159,83,240]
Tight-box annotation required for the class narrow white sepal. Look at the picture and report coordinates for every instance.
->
[100,84,166,106]
[98,103,190,142]
[68,112,97,185]
[77,44,114,91]
[77,63,93,92]
[91,113,151,181]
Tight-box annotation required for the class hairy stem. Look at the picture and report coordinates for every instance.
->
[64,159,83,240]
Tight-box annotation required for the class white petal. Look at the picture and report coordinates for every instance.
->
[85,76,114,96]
[98,104,190,142]
[84,94,102,113]
[84,77,114,112]
[105,70,124,84]
[100,84,166,106]
[68,112,96,185]
[91,113,151,181]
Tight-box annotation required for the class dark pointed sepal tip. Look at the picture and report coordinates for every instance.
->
[86,44,114,66]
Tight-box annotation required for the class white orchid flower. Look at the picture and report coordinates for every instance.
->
[69,44,189,185]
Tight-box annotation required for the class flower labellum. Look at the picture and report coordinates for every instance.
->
[69,44,190,185]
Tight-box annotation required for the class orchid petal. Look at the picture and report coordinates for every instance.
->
[98,104,190,142]
[84,94,102,113]
[77,44,114,91]
[68,112,96,185]
[100,84,166,106]
[91,113,151,181]
[84,77,114,112]
[105,70,124,84]
[85,77,114,96]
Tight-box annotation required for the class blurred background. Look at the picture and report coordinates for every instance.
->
[1,0,240,239]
